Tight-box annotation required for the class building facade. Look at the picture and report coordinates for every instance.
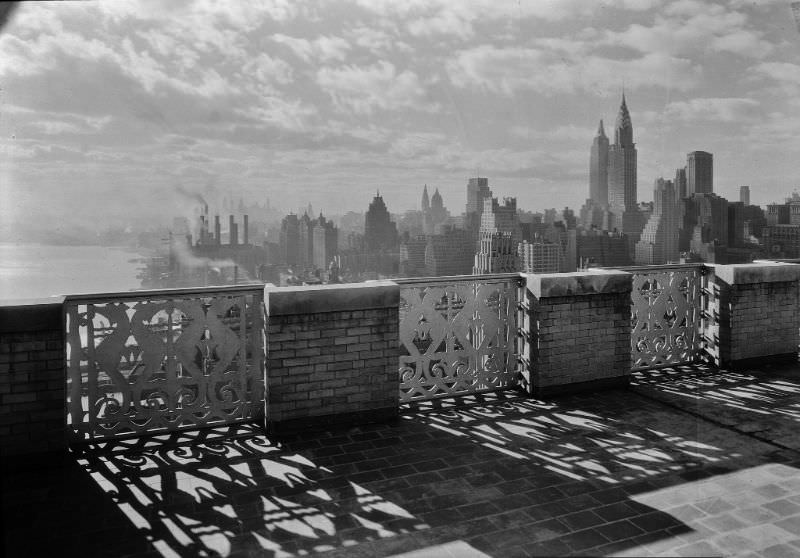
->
[687,151,713,196]
[635,179,679,265]
[589,119,609,207]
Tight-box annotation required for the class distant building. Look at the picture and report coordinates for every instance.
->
[518,241,561,273]
[763,224,800,258]
[424,227,474,276]
[399,235,427,277]
[589,119,609,207]
[312,214,338,272]
[687,151,713,195]
[280,214,301,267]
[675,167,687,199]
[740,185,750,206]
[635,179,679,265]
[727,202,744,248]
[480,196,521,244]
[576,229,631,268]
[364,192,398,251]
[466,177,491,215]
[473,231,518,274]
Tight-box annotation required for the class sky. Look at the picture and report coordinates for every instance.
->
[1,0,800,239]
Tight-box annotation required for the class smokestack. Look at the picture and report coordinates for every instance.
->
[244,214,249,245]
[215,215,221,245]
[204,203,209,216]
[200,215,206,244]
[229,215,236,245]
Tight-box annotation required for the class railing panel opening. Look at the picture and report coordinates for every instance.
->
[65,287,265,442]
[630,266,702,370]
[397,275,521,402]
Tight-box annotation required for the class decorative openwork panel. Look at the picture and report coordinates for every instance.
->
[398,277,521,402]
[631,267,702,370]
[65,288,265,441]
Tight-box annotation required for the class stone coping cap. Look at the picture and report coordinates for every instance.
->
[710,262,800,286]
[0,296,65,333]
[524,269,632,298]
[266,280,399,316]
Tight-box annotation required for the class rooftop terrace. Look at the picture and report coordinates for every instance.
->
[3,263,800,557]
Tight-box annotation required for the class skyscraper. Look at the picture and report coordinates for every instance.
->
[740,185,750,206]
[421,184,430,212]
[589,119,609,206]
[364,192,398,251]
[687,151,713,195]
[675,168,687,199]
[608,93,637,212]
[635,179,679,265]
[466,177,491,215]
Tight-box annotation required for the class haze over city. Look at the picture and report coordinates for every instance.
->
[1,0,800,241]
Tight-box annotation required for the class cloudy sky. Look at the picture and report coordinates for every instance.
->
[1,0,799,237]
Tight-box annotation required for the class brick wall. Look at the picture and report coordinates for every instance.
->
[265,282,400,434]
[0,298,66,457]
[710,263,800,366]
[525,271,632,396]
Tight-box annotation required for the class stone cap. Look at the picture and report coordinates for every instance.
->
[710,262,800,286]
[524,269,631,298]
[0,296,65,333]
[266,281,399,316]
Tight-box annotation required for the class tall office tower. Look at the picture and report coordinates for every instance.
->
[473,231,518,274]
[740,185,750,206]
[279,213,301,267]
[728,202,745,248]
[298,213,314,270]
[312,214,338,272]
[421,184,430,212]
[635,179,679,265]
[608,93,637,212]
[589,119,609,206]
[364,192,398,251]
[479,196,521,244]
[466,177,492,215]
[675,167,687,199]
[687,151,713,195]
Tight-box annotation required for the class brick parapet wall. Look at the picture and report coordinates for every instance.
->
[265,281,400,434]
[0,298,66,457]
[709,263,800,366]
[524,270,632,395]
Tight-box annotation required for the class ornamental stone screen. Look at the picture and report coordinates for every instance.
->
[397,276,521,402]
[630,266,702,370]
[65,287,265,441]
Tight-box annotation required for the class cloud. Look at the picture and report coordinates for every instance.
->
[317,61,434,114]
[660,98,761,123]
[446,45,700,95]
[602,2,774,59]
[273,34,350,63]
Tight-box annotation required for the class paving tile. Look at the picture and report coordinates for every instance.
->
[595,502,641,522]
[775,515,800,536]
[754,483,791,500]
[672,540,724,557]
[665,503,707,522]
[594,519,645,542]
[763,543,800,558]
[763,498,800,517]
[698,512,748,533]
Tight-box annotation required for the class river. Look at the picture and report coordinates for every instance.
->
[0,243,147,301]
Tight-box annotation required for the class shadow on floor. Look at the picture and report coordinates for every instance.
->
[3,377,799,557]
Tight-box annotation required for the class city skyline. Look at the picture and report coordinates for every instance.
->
[2,1,800,240]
